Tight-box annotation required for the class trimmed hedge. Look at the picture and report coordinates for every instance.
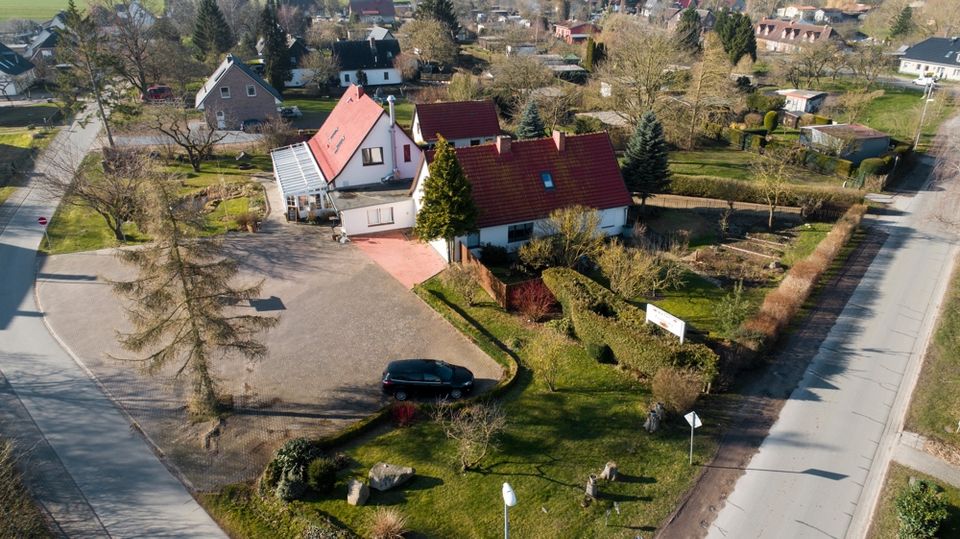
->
[542,268,719,384]
[668,175,865,209]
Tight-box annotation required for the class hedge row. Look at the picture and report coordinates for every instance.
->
[542,268,719,383]
[668,175,865,209]
[741,204,868,349]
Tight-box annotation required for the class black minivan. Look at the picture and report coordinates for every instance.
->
[381,359,475,401]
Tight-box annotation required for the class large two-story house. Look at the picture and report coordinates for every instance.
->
[195,54,283,129]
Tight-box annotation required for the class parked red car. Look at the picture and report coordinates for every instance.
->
[142,84,173,103]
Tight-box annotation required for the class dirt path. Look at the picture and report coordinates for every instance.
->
[657,227,888,538]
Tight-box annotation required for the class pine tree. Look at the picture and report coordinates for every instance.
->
[259,3,291,92]
[621,111,670,210]
[414,0,461,39]
[890,6,913,38]
[584,37,597,72]
[194,0,233,60]
[110,176,277,418]
[414,136,478,260]
[675,8,702,54]
[515,101,545,140]
[716,11,757,65]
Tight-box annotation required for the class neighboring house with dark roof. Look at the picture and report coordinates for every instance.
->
[666,8,715,32]
[898,37,960,82]
[271,85,421,228]
[0,42,35,97]
[412,131,631,261]
[411,100,501,147]
[333,38,401,87]
[553,21,600,45]
[755,19,840,53]
[194,54,282,129]
[349,0,396,24]
[22,28,59,67]
[367,26,396,41]
[257,34,314,87]
[800,123,890,164]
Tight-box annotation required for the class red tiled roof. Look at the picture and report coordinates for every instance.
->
[755,18,836,45]
[413,100,501,143]
[349,0,395,17]
[423,133,631,229]
[307,85,385,183]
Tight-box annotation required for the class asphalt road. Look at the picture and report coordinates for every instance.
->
[0,107,225,536]
[707,152,959,537]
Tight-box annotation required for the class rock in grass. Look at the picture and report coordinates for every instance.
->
[346,479,369,506]
[368,462,415,491]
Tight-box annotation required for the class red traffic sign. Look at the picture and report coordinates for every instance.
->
[37,216,48,226]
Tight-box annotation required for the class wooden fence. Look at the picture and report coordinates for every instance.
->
[460,244,541,310]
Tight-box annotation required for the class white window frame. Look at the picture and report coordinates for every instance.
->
[366,206,395,226]
[361,147,385,166]
[246,84,256,97]
[220,87,231,99]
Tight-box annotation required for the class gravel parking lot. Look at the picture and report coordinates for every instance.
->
[36,224,501,490]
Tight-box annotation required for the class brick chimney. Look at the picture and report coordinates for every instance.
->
[496,135,511,155]
[355,85,364,97]
[552,130,566,152]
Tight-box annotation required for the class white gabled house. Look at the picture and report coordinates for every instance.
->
[411,131,632,262]
[411,100,502,148]
[270,85,422,231]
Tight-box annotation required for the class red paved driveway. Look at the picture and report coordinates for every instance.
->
[352,230,447,288]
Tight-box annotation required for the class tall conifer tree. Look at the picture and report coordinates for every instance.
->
[621,111,670,210]
[193,0,233,60]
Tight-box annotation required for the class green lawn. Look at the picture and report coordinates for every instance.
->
[669,149,841,185]
[869,462,960,538]
[1,104,63,188]
[202,274,719,538]
[0,0,163,21]
[43,155,269,254]
[906,256,960,450]
[856,88,955,151]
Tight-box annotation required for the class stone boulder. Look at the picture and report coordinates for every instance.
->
[346,479,369,506]
[368,462,415,491]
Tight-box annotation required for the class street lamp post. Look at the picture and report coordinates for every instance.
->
[502,482,517,539]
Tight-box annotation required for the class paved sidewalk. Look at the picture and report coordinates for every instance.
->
[893,432,960,489]
[0,107,225,537]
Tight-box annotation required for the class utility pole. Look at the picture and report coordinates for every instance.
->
[913,82,935,149]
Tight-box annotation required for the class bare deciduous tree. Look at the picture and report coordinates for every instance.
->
[488,55,553,115]
[399,18,459,69]
[96,0,154,96]
[41,148,145,241]
[848,42,887,89]
[519,205,605,269]
[597,16,681,125]
[433,401,507,471]
[681,33,734,149]
[148,104,227,172]
[754,148,794,230]
[110,175,278,418]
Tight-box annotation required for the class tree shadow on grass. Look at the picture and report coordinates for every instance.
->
[616,473,657,485]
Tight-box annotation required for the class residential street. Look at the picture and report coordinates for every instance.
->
[0,107,225,537]
[706,119,960,538]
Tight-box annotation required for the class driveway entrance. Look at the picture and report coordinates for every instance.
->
[352,230,447,289]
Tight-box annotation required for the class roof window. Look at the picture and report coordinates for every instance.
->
[541,172,555,190]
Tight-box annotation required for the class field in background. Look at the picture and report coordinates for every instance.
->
[0,0,163,21]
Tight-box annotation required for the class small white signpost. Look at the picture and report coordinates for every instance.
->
[645,304,686,344]
[684,411,702,465]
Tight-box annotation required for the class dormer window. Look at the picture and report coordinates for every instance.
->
[541,171,555,190]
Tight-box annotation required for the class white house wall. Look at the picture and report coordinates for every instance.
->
[899,59,960,81]
[340,199,415,236]
[338,68,402,87]
[334,114,422,188]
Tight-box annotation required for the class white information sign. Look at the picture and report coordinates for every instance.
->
[645,304,686,344]
[684,411,702,429]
